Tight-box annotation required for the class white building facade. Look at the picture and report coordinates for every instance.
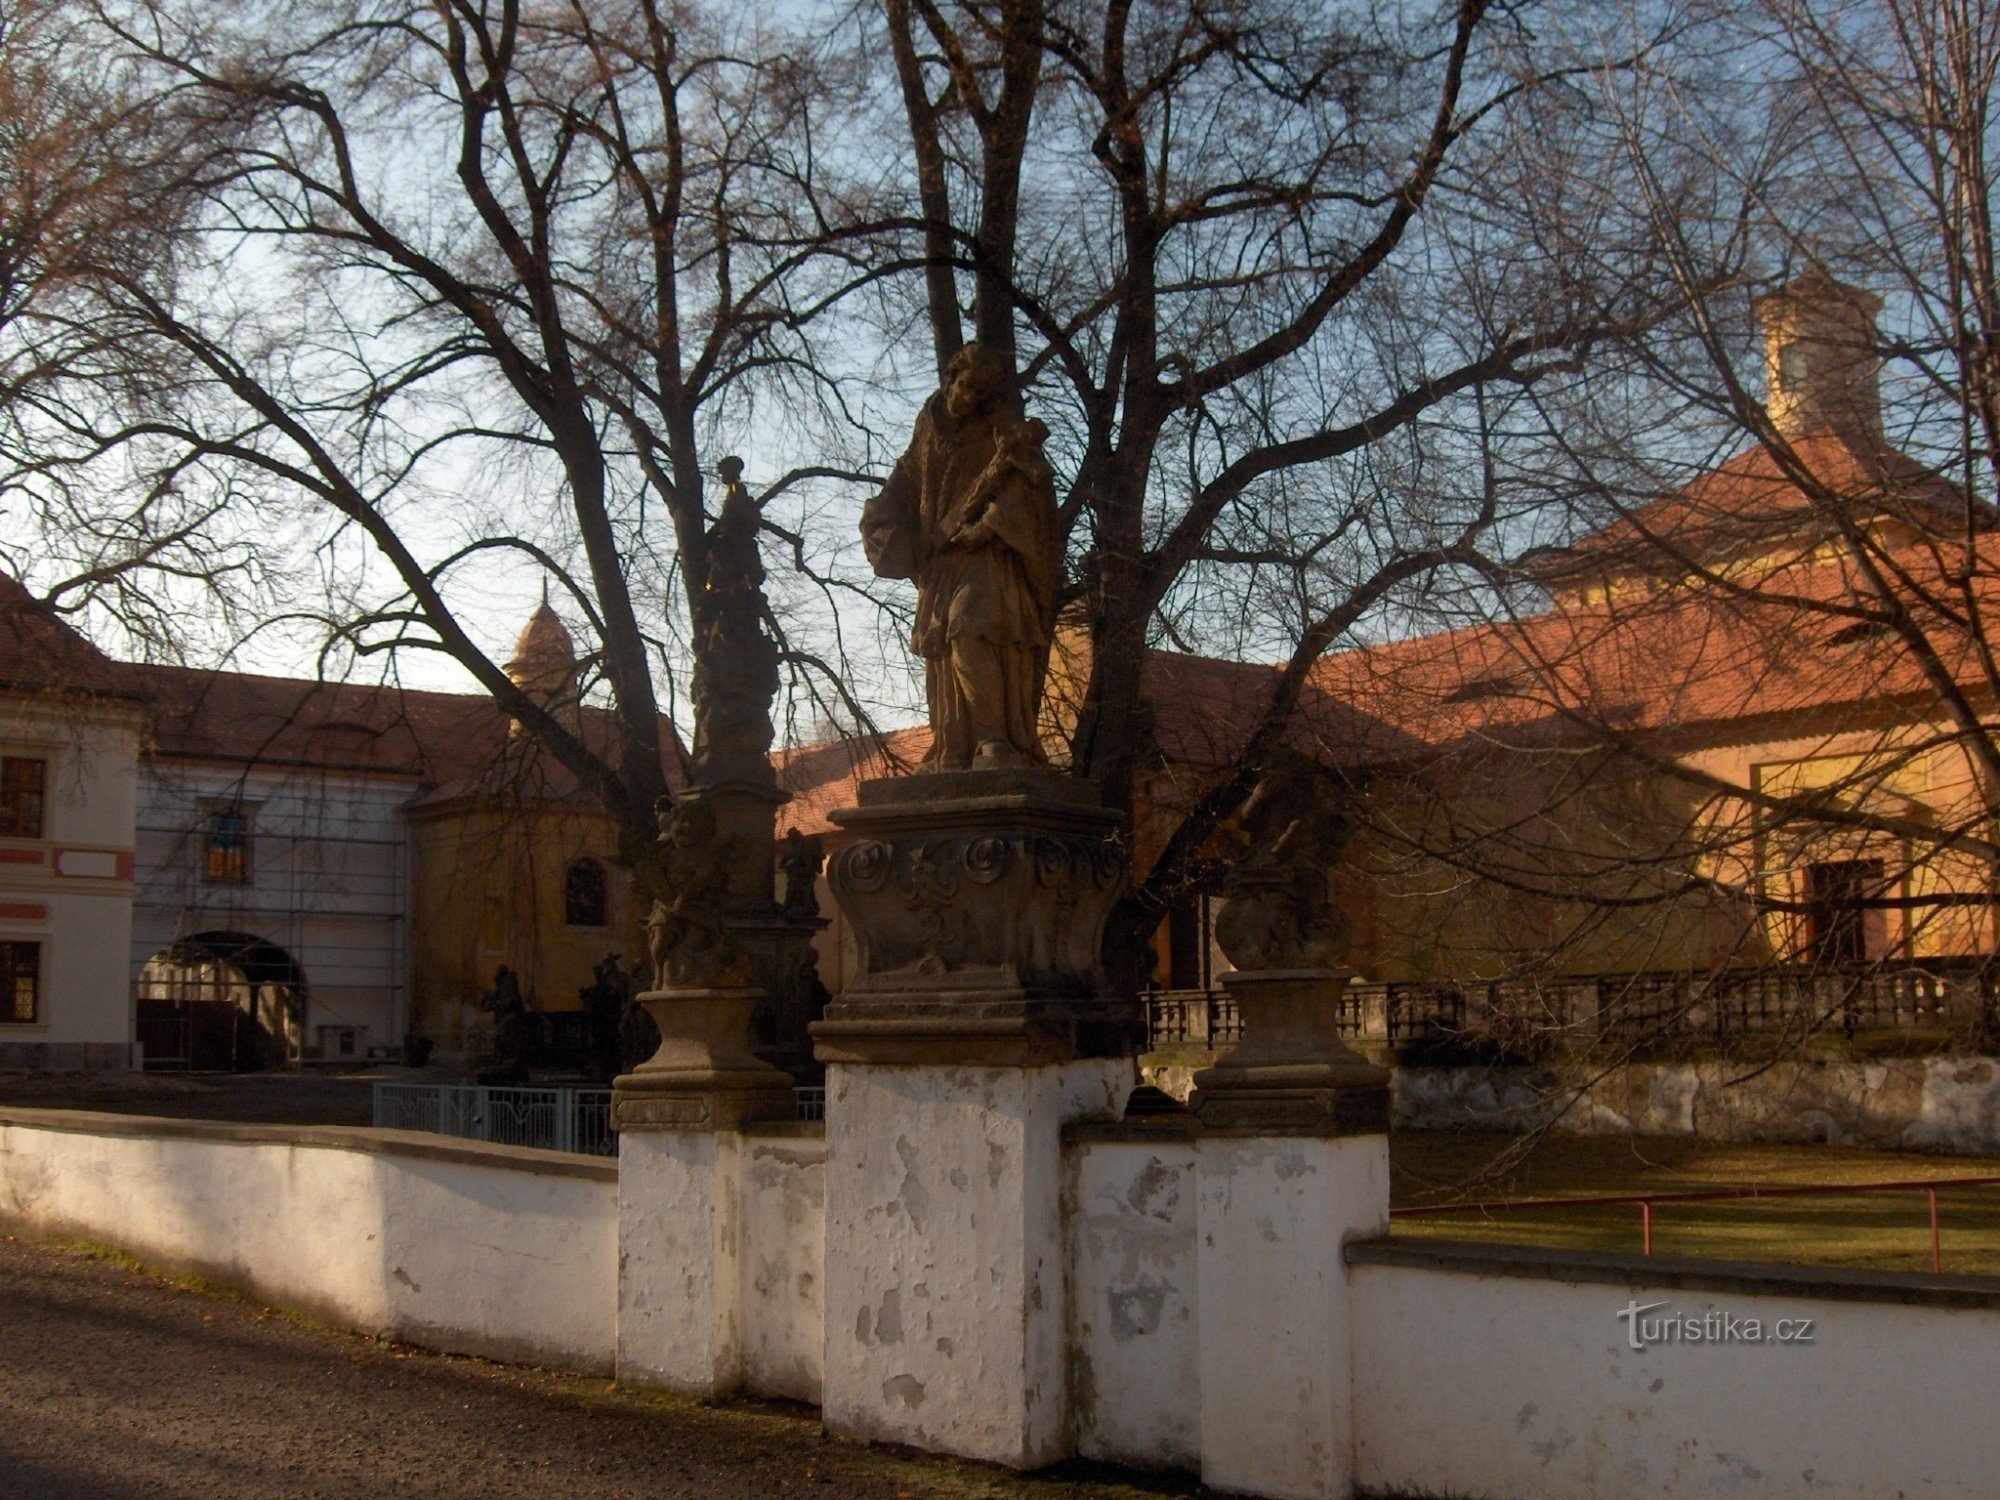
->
[0,584,143,1068]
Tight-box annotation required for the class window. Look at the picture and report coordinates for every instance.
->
[0,942,39,1023]
[565,857,608,927]
[0,757,46,838]
[202,806,253,885]
[1806,860,1886,965]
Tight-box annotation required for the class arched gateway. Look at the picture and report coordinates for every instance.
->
[136,931,306,1070]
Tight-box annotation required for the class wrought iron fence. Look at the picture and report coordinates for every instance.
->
[372,1080,827,1153]
[373,1082,616,1156]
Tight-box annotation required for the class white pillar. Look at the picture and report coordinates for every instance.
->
[1188,968,1393,1499]
[1194,1132,1388,1499]
[612,983,795,1395]
[616,1128,745,1393]
[819,1057,1130,1467]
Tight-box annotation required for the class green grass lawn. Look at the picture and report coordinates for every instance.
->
[1388,1130,2000,1276]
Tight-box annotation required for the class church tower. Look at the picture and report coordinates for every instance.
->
[503,593,580,735]
[1753,267,1885,448]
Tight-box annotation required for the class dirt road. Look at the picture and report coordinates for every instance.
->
[0,1234,1189,1500]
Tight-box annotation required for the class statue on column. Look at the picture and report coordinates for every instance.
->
[860,343,1061,770]
[690,455,781,787]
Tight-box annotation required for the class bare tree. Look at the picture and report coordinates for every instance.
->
[9,0,889,889]
[865,0,1695,977]
[1315,0,2000,1061]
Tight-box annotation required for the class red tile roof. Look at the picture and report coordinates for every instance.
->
[1308,530,2000,764]
[0,575,140,699]
[1544,431,1973,584]
[774,726,931,837]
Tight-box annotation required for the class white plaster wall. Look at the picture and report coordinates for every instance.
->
[618,1129,735,1391]
[1352,1260,2000,1500]
[740,1131,827,1402]
[0,1115,616,1371]
[30,888,135,1047]
[2,701,139,1052]
[1062,1138,1199,1470]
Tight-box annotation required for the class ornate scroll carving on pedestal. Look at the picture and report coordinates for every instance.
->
[812,770,1134,1066]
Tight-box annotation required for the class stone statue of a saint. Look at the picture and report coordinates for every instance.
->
[860,343,1061,769]
[689,455,780,786]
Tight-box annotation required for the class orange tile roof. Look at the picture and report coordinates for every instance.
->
[774,725,931,837]
[0,575,139,699]
[1544,430,1973,584]
[1308,530,2000,764]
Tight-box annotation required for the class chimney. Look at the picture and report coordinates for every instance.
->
[1752,268,1885,447]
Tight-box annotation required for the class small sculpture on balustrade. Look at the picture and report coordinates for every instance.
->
[778,828,825,919]
[580,952,636,1082]
[643,796,755,989]
[1213,751,1355,972]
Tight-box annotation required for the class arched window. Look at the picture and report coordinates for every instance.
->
[565,857,609,928]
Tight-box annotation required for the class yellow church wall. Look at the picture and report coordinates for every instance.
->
[407,801,642,1054]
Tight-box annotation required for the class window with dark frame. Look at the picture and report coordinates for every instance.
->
[0,757,47,839]
[1805,859,1887,965]
[202,806,253,885]
[565,857,609,928]
[0,942,40,1023]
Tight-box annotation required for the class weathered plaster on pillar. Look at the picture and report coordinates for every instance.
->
[1195,1132,1389,1500]
[616,1128,745,1394]
[820,1057,1132,1467]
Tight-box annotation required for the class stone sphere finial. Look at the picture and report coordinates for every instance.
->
[718,455,745,487]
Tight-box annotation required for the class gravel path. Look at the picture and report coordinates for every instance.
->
[0,1234,1192,1500]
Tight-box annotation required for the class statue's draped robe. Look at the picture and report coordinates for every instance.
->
[862,396,1059,766]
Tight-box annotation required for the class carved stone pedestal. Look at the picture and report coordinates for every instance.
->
[814,768,1135,1466]
[613,986,798,1132]
[811,769,1134,1066]
[1190,969,1390,1135]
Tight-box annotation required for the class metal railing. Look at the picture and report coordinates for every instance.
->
[373,1082,616,1156]
[373,1080,829,1154]
[1393,1174,2000,1274]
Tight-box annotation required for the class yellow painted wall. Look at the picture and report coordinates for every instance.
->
[407,800,644,1053]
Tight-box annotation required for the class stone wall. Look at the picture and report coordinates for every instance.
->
[1392,1054,2000,1153]
[1145,1051,2000,1153]
[9,1102,2000,1498]
[1350,1239,2000,1500]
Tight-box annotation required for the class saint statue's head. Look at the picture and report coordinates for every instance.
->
[943,342,1011,421]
